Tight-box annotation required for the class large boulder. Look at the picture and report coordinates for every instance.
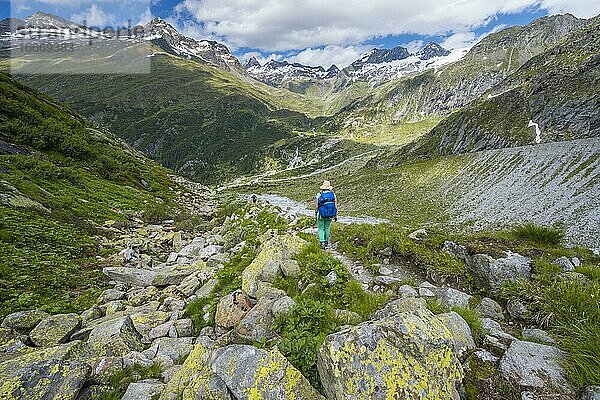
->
[499,340,570,393]
[233,294,279,343]
[87,316,144,357]
[215,290,255,329]
[211,345,324,400]
[1,310,49,334]
[160,337,232,400]
[0,341,90,400]
[29,313,81,347]
[152,269,194,287]
[370,297,427,320]
[467,252,531,290]
[102,267,158,287]
[317,309,463,399]
[145,337,194,364]
[242,233,305,297]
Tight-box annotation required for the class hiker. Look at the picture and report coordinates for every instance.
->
[315,180,338,249]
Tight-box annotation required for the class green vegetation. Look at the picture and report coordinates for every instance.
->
[17,47,317,184]
[509,223,565,247]
[333,224,466,278]
[0,73,188,317]
[185,203,289,334]
[273,239,386,390]
[425,298,484,342]
[501,257,600,389]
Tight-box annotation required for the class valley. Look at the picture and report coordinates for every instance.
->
[0,8,599,400]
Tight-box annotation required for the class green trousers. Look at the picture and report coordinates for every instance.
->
[318,217,332,243]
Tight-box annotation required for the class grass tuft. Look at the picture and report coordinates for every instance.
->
[510,223,565,247]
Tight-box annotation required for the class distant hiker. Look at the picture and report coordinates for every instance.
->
[250,194,258,204]
[315,180,338,249]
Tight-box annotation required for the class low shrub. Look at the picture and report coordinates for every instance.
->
[510,223,565,247]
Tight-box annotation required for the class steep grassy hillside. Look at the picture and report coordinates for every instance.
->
[12,43,328,184]
[401,15,599,159]
[321,14,585,141]
[0,73,201,316]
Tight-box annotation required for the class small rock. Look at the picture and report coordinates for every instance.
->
[123,351,154,368]
[102,300,125,316]
[374,275,402,286]
[88,316,144,357]
[215,290,255,329]
[442,241,468,261]
[127,286,160,307]
[326,271,337,285]
[484,335,508,356]
[467,252,531,290]
[522,328,556,344]
[153,270,193,287]
[178,274,201,297]
[148,321,175,340]
[507,299,528,320]
[29,313,81,347]
[581,386,600,400]
[379,247,393,256]
[198,245,223,260]
[173,319,194,337]
[195,278,218,299]
[81,306,103,324]
[234,294,278,343]
[553,256,575,272]
[437,287,472,308]
[571,257,581,268]
[119,248,137,263]
[178,237,206,257]
[102,267,157,287]
[89,357,124,385]
[418,287,436,297]
[97,289,126,304]
[207,253,229,268]
[408,229,428,240]
[398,284,418,298]
[521,390,534,400]
[122,379,164,400]
[280,259,300,277]
[475,297,505,320]
[378,266,393,275]
[272,296,296,317]
[147,337,194,364]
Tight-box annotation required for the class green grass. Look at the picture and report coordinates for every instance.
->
[0,73,190,317]
[333,224,466,278]
[501,274,600,389]
[510,223,565,247]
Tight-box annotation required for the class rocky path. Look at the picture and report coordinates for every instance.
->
[0,196,591,400]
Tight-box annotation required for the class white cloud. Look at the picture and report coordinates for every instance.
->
[137,7,154,25]
[71,4,116,27]
[173,0,600,52]
[286,44,373,68]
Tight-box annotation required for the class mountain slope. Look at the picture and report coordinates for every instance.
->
[405,15,600,158]
[0,72,212,316]
[322,14,585,138]
[11,42,321,183]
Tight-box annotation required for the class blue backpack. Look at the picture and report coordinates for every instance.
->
[318,190,337,219]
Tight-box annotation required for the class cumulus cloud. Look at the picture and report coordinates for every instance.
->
[173,0,600,52]
[137,7,154,25]
[286,44,373,68]
[71,4,115,27]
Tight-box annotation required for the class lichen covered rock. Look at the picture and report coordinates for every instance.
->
[211,345,324,400]
[215,290,255,329]
[0,341,90,400]
[1,310,49,334]
[87,316,144,357]
[241,233,305,297]
[160,337,232,400]
[317,309,463,400]
[29,313,81,347]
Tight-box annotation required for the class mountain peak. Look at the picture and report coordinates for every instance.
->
[243,57,261,69]
[23,11,83,30]
[416,42,450,60]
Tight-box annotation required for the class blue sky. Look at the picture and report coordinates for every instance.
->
[3,0,599,67]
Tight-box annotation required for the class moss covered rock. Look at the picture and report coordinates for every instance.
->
[242,233,306,298]
[29,313,81,347]
[160,337,232,400]
[317,309,463,400]
[1,310,49,334]
[0,341,90,400]
[211,345,324,400]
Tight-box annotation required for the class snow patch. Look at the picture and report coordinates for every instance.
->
[528,120,542,144]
